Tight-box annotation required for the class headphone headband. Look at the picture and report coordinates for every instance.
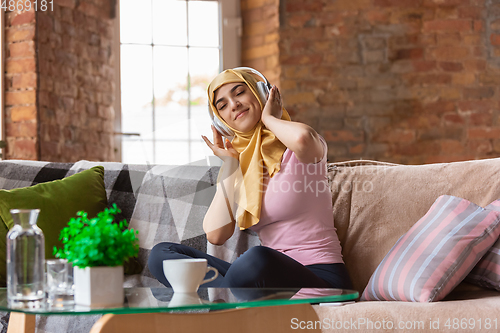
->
[232,67,272,90]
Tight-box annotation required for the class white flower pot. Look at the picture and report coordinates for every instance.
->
[74,266,124,307]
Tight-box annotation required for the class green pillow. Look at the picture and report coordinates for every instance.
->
[0,166,108,286]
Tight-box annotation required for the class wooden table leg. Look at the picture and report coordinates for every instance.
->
[90,303,321,333]
[7,313,35,333]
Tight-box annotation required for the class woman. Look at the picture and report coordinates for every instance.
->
[148,68,352,289]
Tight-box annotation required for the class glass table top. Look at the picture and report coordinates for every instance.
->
[0,287,359,315]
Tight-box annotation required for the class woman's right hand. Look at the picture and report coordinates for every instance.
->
[202,125,239,161]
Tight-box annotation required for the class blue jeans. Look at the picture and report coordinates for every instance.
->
[148,242,352,289]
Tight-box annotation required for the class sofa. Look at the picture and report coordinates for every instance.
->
[0,157,499,333]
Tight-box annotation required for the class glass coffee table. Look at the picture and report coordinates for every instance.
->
[0,287,358,333]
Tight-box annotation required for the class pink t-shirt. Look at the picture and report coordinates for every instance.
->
[249,135,344,266]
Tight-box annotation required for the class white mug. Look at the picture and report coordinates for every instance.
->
[163,259,219,293]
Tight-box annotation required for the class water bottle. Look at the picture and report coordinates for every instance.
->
[7,209,45,307]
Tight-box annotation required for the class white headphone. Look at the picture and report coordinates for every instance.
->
[209,67,272,138]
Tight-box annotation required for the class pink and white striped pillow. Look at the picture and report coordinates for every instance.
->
[466,199,500,291]
[361,195,500,302]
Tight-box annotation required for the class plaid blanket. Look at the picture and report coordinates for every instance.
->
[0,159,260,333]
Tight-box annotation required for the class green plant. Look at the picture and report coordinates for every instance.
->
[54,203,139,268]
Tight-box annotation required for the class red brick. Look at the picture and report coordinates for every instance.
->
[242,36,264,50]
[6,58,36,73]
[464,59,486,71]
[323,130,364,142]
[474,20,485,32]
[9,139,38,160]
[463,87,495,99]
[281,54,323,65]
[390,48,424,60]
[491,34,500,46]
[423,19,472,32]
[375,129,416,143]
[471,0,486,6]
[463,34,482,45]
[77,1,104,19]
[349,144,366,154]
[289,40,310,52]
[364,9,390,24]
[424,101,456,114]
[374,0,420,6]
[423,0,471,6]
[439,62,464,72]
[473,46,486,57]
[61,97,75,111]
[6,26,35,42]
[12,73,37,89]
[458,7,482,19]
[392,141,440,157]
[11,10,35,26]
[458,100,495,112]
[491,18,500,30]
[5,90,36,105]
[467,127,500,140]
[288,13,314,27]
[10,105,37,122]
[469,111,493,126]
[443,113,465,125]
[54,0,77,9]
[494,139,500,153]
[439,139,465,154]
[286,0,323,12]
[436,33,462,45]
[413,60,437,72]
[431,47,470,60]
[452,72,476,85]
[467,140,493,154]
[406,73,452,85]
[40,141,60,159]
[6,122,37,137]
[426,154,476,163]
[327,0,372,10]
[420,34,437,46]
[62,127,74,141]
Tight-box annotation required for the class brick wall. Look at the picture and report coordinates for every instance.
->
[241,0,281,85]
[4,0,116,162]
[243,0,500,164]
[4,8,37,160]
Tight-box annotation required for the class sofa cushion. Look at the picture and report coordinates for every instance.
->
[360,195,500,302]
[313,289,500,331]
[328,158,500,293]
[0,166,108,286]
[466,199,500,291]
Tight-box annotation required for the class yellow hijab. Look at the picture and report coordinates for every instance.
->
[208,69,291,230]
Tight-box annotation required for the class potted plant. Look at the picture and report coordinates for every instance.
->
[54,203,139,307]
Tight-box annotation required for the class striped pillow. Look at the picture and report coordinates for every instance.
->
[361,195,500,302]
[465,199,500,291]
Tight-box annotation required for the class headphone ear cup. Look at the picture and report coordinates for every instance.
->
[213,117,234,138]
[256,82,269,103]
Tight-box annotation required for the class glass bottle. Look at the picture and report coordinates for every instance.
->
[7,209,45,307]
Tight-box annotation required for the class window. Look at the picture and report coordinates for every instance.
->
[117,0,240,165]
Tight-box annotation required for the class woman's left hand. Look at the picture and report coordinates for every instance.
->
[261,85,283,123]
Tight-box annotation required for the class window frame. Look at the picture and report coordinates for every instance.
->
[113,0,241,163]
